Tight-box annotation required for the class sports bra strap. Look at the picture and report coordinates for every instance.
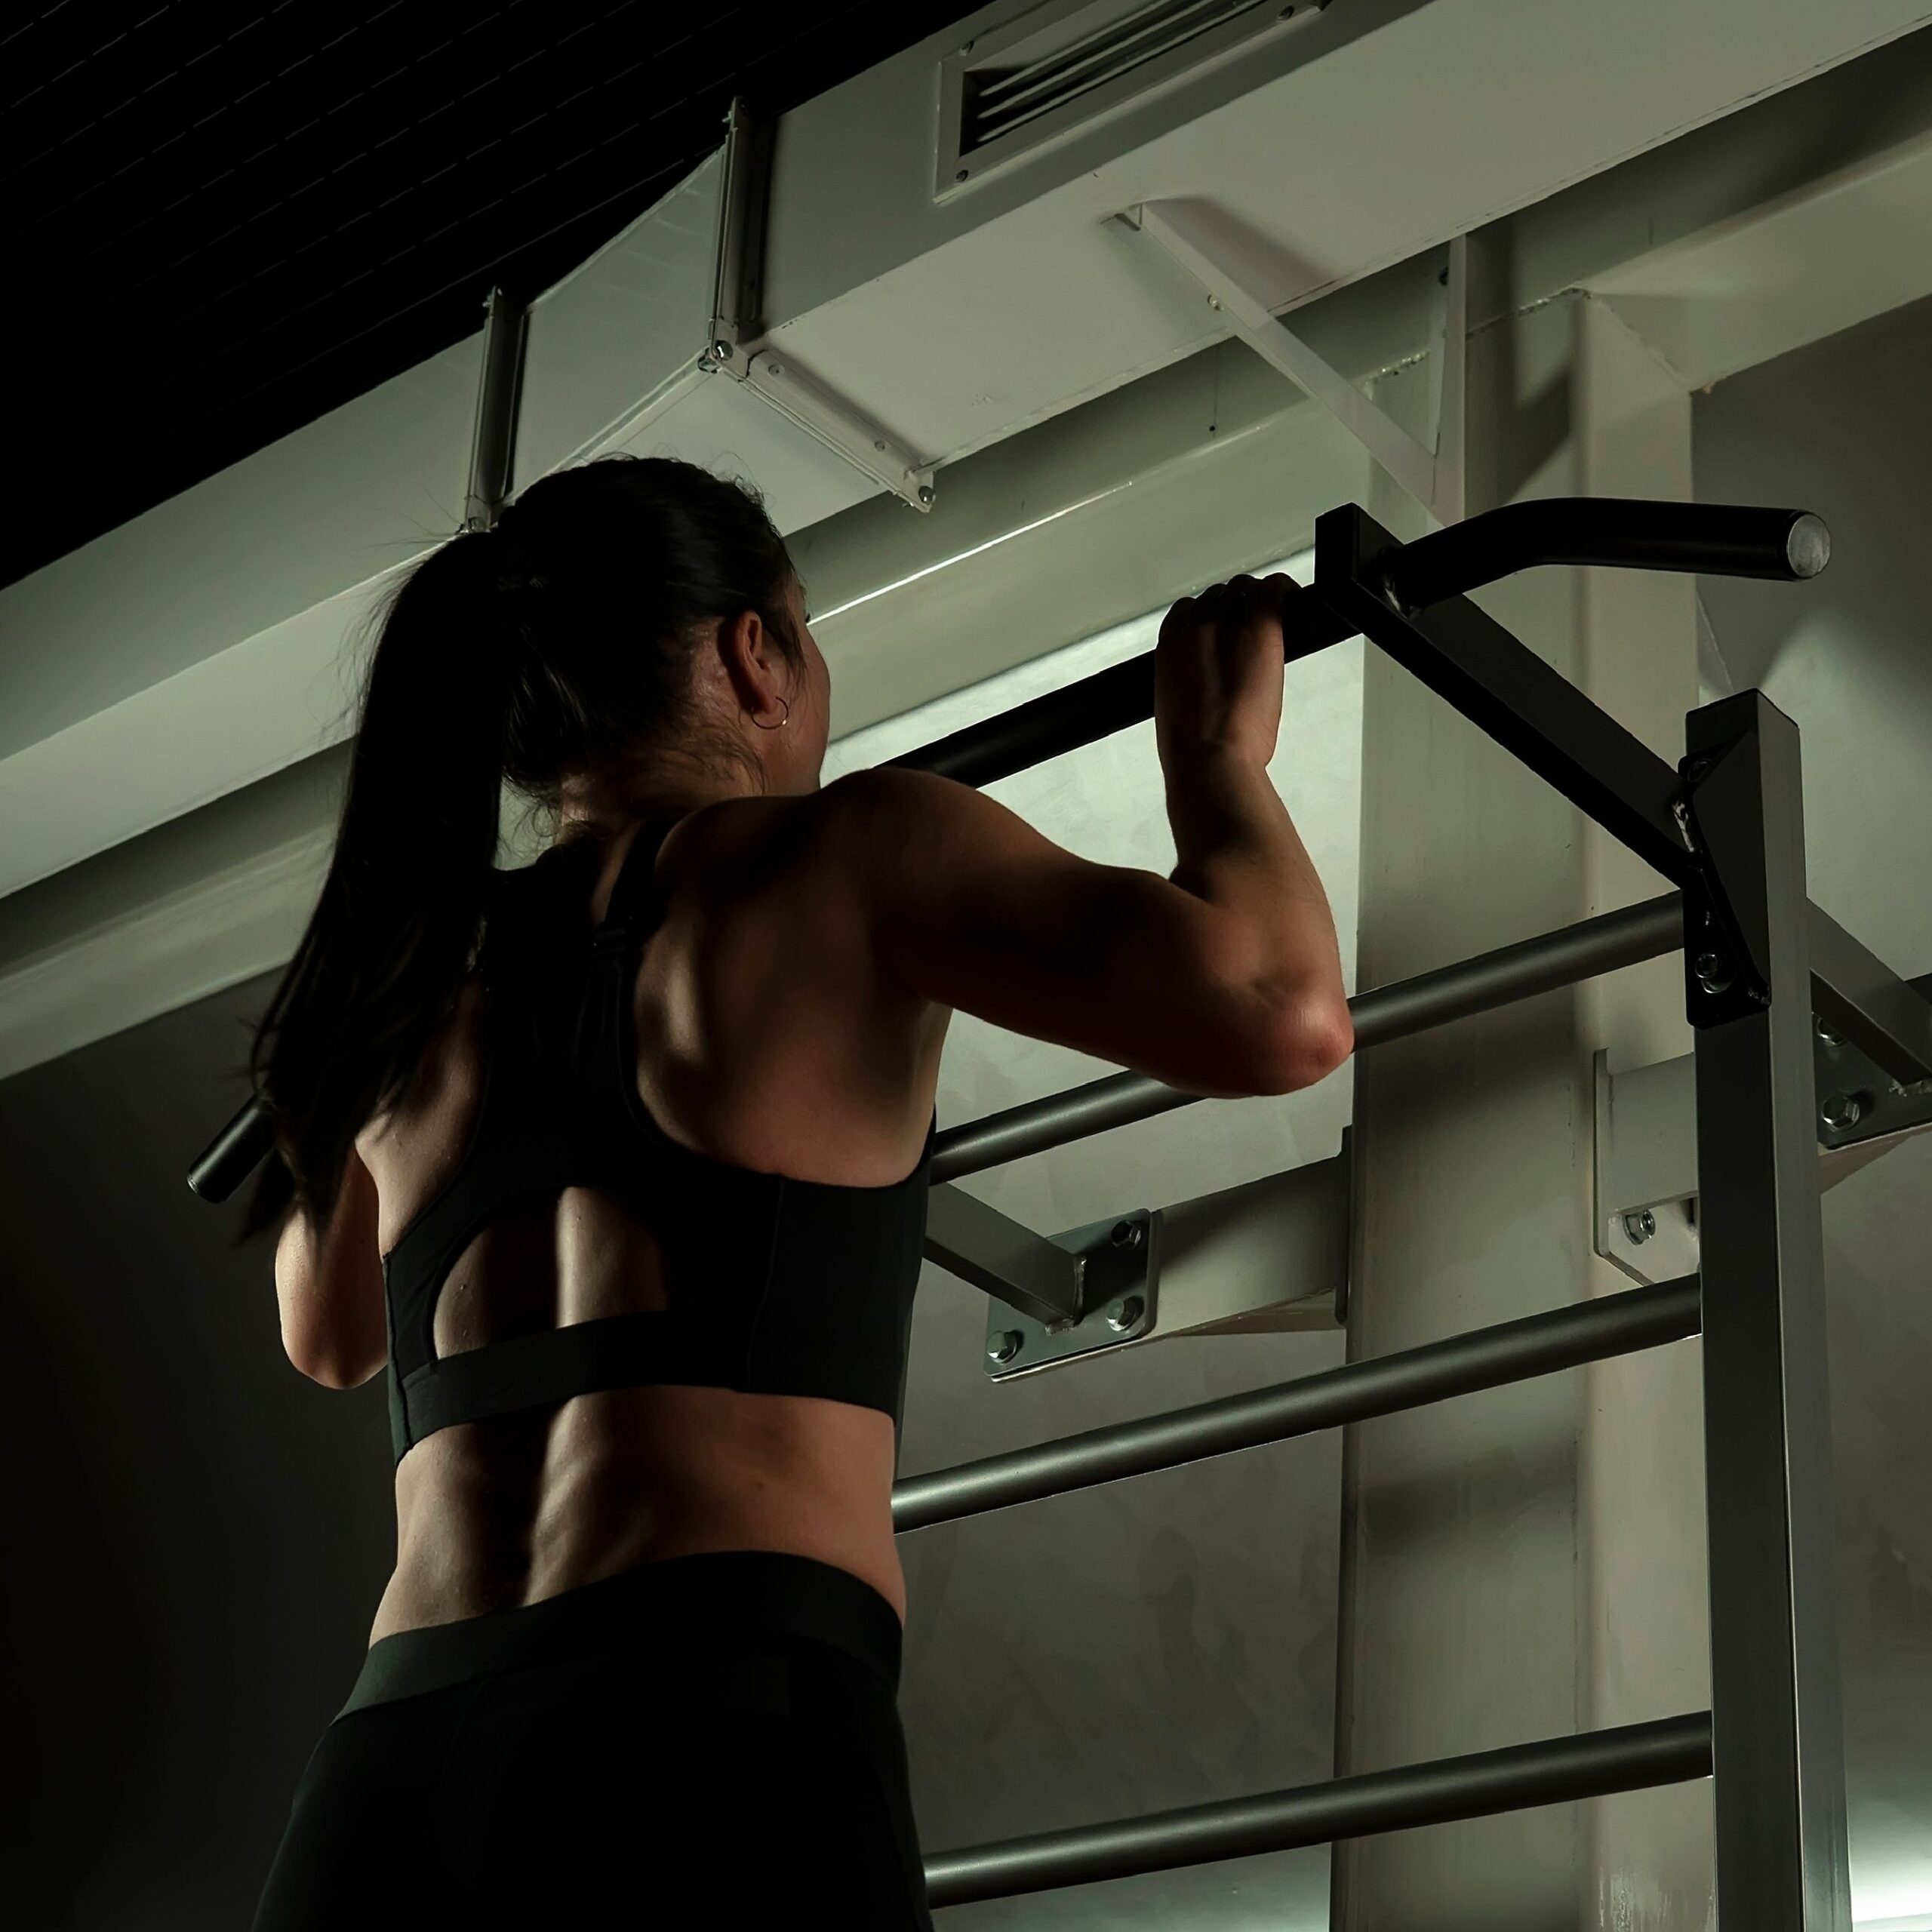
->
[397,1310,743,1441]
[591,819,676,950]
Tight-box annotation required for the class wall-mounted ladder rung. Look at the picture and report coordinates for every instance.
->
[924,1710,1714,1907]
[894,1275,1701,1531]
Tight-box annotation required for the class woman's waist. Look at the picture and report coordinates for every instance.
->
[347,1548,906,1721]
[382,1391,905,1637]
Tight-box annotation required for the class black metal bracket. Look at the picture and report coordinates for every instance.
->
[1312,504,1700,888]
[1675,700,1782,1028]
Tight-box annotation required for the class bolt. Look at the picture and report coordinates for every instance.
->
[917,485,936,506]
[1820,1091,1864,1134]
[955,168,969,183]
[873,438,888,452]
[697,358,715,374]
[1694,951,1734,995]
[1621,1208,1657,1245]
[1107,1294,1146,1333]
[711,339,733,361]
[988,1330,1023,1365]
[1207,293,1222,309]
[1814,1017,1844,1048]
[765,360,784,378]
[1110,1220,1143,1250]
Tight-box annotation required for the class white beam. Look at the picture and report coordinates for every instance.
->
[1586,125,1932,388]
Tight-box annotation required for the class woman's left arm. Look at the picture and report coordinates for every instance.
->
[273,1149,388,1389]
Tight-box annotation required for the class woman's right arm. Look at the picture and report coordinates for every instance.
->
[838,574,1353,1098]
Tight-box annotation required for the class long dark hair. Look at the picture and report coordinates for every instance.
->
[246,454,800,1239]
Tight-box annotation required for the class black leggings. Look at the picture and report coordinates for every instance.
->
[251,1551,931,1930]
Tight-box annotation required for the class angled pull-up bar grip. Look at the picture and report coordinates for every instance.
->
[1383,499,1828,611]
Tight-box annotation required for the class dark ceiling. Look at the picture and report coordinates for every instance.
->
[2,2,980,589]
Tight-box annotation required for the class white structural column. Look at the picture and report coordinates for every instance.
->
[1332,285,1712,1929]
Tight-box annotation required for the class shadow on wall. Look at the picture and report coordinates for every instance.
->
[0,972,393,1930]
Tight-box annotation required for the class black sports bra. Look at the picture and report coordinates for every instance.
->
[380,823,932,1466]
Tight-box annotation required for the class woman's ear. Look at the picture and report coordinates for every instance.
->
[716,608,789,723]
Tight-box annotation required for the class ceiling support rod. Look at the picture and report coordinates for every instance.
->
[704,100,937,512]
[463,285,531,532]
[1132,198,1466,525]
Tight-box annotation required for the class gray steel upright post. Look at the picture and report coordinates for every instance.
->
[1685,691,1850,1931]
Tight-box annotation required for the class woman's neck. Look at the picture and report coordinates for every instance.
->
[555,768,761,842]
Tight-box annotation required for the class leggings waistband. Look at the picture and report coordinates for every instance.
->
[337,1551,902,1720]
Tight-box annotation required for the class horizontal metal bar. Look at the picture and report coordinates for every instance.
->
[887,586,1350,789]
[932,892,1685,1183]
[893,1274,1699,1533]
[1383,499,1827,611]
[923,1709,1712,1907]
[890,652,1159,788]
[1806,903,1932,1087]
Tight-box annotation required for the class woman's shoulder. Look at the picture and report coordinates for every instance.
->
[657,782,894,891]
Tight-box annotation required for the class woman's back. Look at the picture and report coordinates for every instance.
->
[355,799,946,1640]
[251,454,1349,1930]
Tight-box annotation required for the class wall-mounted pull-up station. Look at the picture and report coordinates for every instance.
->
[186,476,1930,1923]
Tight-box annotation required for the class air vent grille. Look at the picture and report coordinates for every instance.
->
[964,0,1265,152]
[938,0,1329,194]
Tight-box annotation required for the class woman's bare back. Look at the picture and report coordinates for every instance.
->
[355,803,947,1642]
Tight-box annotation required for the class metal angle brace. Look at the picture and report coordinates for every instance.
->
[703,99,936,512]
[1814,971,1932,1186]
[927,1146,1349,1384]
[1595,994,1932,1286]
[1129,198,1466,524]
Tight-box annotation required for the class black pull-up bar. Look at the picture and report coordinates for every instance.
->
[892,496,1821,789]
[186,496,1823,1203]
[1383,500,1827,612]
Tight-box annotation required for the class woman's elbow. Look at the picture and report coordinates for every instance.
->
[281,1321,384,1391]
[1244,991,1355,1095]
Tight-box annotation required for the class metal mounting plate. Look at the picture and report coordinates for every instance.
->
[1594,1048,1701,1287]
[983,1211,1158,1381]
[1815,976,1932,1186]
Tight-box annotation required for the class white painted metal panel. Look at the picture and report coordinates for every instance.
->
[513,155,724,481]
[1587,128,1932,387]
[768,0,1932,465]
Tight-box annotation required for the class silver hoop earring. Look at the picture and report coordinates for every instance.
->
[752,696,790,732]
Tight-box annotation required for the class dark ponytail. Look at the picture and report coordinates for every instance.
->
[246,454,800,1240]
